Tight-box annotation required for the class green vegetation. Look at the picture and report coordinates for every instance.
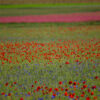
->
[0,3,100,9]
[0,22,100,41]
[0,7,100,16]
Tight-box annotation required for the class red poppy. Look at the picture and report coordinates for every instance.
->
[33,90,36,93]
[8,93,11,96]
[88,88,91,93]
[83,81,86,84]
[32,85,34,88]
[5,82,9,86]
[13,82,16,84]
[64,92,68,96]
[83,85,87,89]
[81,94,84,97]
[69,81,72,84]
[28,92,31,95]
[41,86,43,88]
[92,85,96,89]
[81,87,84,90]
[69,93,74,98]
[82,91,85,94]
[53,93,56,96]
[54,88,59,92]
[1,92,5,95]
[37,86,41,91]
[20,97,24,100]
[78,82,80,85]
[2,62,4,65]
[65,88,68,91]
[35,81,37,84]
[61,88,64,91]
[59,81,62,85]
[45,86,48,89]
[76,96,79,99]
[73,82,76,85]
[95,76,99,79]
[86,97,90,100]
[65,61,70,64]
[91,92,94,95]
[93,96,97,100]
[49,88,52,92]
[75,59,79,62]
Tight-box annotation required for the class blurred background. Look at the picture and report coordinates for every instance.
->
[0,0,100,17]
[0,0,100,4]
[0,0,100,41]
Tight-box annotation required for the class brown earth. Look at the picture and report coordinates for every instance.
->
[0,0,100,4]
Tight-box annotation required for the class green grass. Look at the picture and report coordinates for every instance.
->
[0,3,100,9]
[0,3,100,16]
[0,7,100,16]
[0,22,100,41]
[0,7,100,17]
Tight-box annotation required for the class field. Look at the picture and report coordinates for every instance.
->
[0,0,100,4]
[0,3,100,17]
[0,3,100,100]
[0,22,100,100]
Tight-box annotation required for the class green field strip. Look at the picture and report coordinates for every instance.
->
[0,3,100,9]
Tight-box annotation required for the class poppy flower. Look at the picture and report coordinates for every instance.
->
[72,93,75,96]
[2,62,4,65]
[82,92,85,94]
[78,82,80,85]
[65,88,68,91]
[53,93,56,96]
[8,93,11,96]
[1,92,5,95]
[81,87,84,90]
[5,82,9,86]
[61,88,64,91]
[91,92,94,95]
[88,88,91,93]
[81,94,84,97]
[76,96,79,99]
[32,85,34,88]
[41,86,43,88]
[35,81,37,84]
[64,92,68,96]
[83,81,86,84]
[73,82,76,85]
[13,82,17,84]
[59,81,62,85]
[69,93,74,98]
[37,86,41,91]
[92,85,96,89]
[49,88,52,92]
[83,85,87,89]
[33,90,36,93]
[75,59,79,62]
[93,96,97,100]
[20,97,24,100]
[69,81,72,84]
[54,88,59,92]
[86,97,90,100]
[28,92,31,95]
[65,61,70,64]
[95,76,99,79]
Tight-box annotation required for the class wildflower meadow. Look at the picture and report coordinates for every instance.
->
[0,3,100,100]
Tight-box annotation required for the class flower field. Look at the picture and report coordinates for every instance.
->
[0,22,100,100]
[0,12,100,23]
